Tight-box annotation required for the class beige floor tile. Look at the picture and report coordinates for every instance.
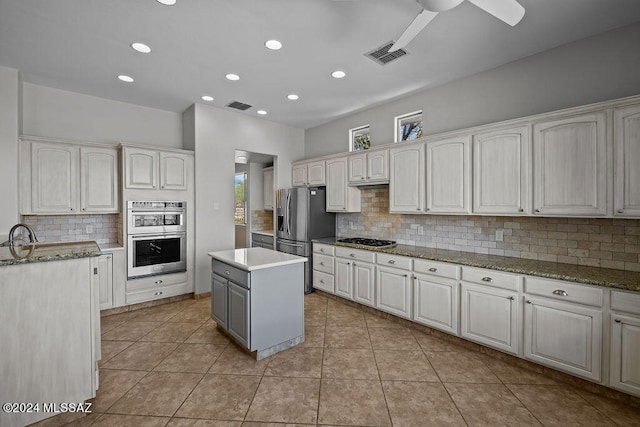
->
[507,384,615,426]
[141,322,203,343]
[369,327,420,350]
[102,321,163,341]
[241,423,313,427]
[101,311,142,323]
[318,379,391,426]
[364,313,405,329]
[130,305,182,322]
[325,310,366,328]
[108,372,203,417]
[91,413,171,426]
[89,369,148,413]
[169,307,212,323]
[167,419,241,426]
[245,377,320,424]
[28,411,92,426]
[61,412,103,426]
[374,350,439,382]
[185,322,232,345]
[413,331,471,352]
[208,344,270,375]
[298,325,325,348]
[175,374,261,420]
[382,381,466,426]
[100,317,126,334]
[324,326,371,349]
[426,351,500,383]
[575,390,640,427]
[102,342,179,371]
[322,348,379,380]
[477,355,558,385]
[326,300,361,315]
[154,344,227,373]
[304,310,327,327]
[99,340,135,366]
[445,383,541,426]
[264,346,323,378]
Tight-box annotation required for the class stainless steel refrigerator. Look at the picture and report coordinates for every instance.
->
[276,187,336,294]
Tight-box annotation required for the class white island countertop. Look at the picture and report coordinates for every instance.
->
[208,247,307,271]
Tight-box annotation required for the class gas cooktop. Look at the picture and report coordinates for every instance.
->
[337,238,397,248]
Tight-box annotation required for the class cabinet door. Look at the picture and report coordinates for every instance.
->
[376,265,412,319]
[426,136,471,214]
[125,148,158,189]
[348,153,367,183]
[307,160,326,186]
[524,297,602,381]
[368,149,389,182]
[413,273,459,335]
[211,275,228,329]
[533,112,608,216]
[461,282,519,355]
[80,147,119,213]
[228,282,250,348]
[610,314,640,396]
[352,261,375,307]
[389,143,425,213]
[98,254,114,310]
[326,158,348,212]
[335,258,353,300]
[160,152,188,191]
[473,126,529,215]
[31,142,78,213]
[292,164,308,187]
[263,167,274,210]
[614,105,640,217]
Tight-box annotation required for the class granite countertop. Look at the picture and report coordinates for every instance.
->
[0,241,102,267]
[251,230,274,237]
[314,237,640,293]
[209,247,306,271]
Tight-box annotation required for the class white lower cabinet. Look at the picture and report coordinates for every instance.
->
[413,273,459,335]
[97,253,114,310]
[610,313,640,395]
[335,258,353,299]
[352,261,375,307]
[376,265,412,319]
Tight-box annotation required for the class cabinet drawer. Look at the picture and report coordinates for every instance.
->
[313,254,334,274]
[314,243,335,256]
[313,270,335,293]
[335,247,376,263]
[611,290,640,315]
[126,281,191,304]
[524,276,603,307]
[461,266,519,291]
[211,260,250,289]
[126,271,187,292]
[252,233,274,245]
[413,259,459,279]
[377,253,412,270]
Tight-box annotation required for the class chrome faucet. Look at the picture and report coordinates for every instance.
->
[7,223,39,246]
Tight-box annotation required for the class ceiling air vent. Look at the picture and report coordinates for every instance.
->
[226,101,252,111]
[365,41,409,65]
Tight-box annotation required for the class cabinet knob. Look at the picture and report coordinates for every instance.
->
[518,208,524,212]
[403,274,408,277]
[350,254,356,257]
[526,300,532,304]
[388,260,396,264]
[614,319,622,323]
[361,177,365,180]
[320,262,325,266]
[428,267,438,272]
[367,176,370,179]
[82,208,86,211]
[155,291,163,296]
[320,279,325,284]
[508,296,515,300]
[353,262,357,266]
[347,262,351,265]
[535,209,541,213]
[617,209,624,214]
[70,208,74,211]
[552,289,568,296]
[225,270,230,275]
[481,277,493,282]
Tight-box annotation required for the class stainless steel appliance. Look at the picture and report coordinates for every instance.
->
[127,201,187,279]
[276,187,335,293]
[337,237,397,248]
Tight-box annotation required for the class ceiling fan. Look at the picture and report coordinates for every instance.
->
[390,0,525,52]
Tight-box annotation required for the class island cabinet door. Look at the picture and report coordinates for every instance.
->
[211,274,228,329]
[228,282,250,348]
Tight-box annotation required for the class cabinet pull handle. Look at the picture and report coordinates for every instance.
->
[526,300,532,304]
[225,270,230,275]
[614,319,621,323]
[155,291,163,296]
[155,280,163,284]
[320,249,324,252]
[388,260,395,264]
[428,267,438,272]
[552,289,568,296]
[481,277,493,282]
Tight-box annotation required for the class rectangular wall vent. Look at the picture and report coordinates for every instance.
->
[226,101,252,111]
[365,41,409,65]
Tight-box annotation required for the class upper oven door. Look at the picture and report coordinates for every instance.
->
[127,232,187,278]
[128,210,186,234]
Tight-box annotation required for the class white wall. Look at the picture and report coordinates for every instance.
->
[0,66,19,237]
[22,83,183,147]
[305,22,640,157]
[192,104,304,294]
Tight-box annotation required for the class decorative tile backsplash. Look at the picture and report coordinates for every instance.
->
[22,214,120,245]
[252,209,274,232]
[337,187,640,272]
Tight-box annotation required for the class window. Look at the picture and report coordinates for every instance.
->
[349,124,371,152]
[395,110,423,142]
[234,172,246,225]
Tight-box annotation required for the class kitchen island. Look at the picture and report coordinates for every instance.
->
[208,247,307,359]
[0,241,102,427]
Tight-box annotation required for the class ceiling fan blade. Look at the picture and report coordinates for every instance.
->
[390,9,438,52]
[468,0,525,26]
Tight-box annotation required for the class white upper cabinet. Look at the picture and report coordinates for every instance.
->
[426,136,471,214]
[389,143,425,213]
[347,149,389,185]
[30,142,78,214]
[263,167,274,210]
[292,164,308,187]
[160,152,188,191]
[292,160,325,187]
[326,157,361,212]
[614,104,640,217]
[533,112,608,216]
[473,126,530,215]
[80,147,119,213]
[124,147,190,191]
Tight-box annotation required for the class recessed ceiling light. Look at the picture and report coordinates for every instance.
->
[287,94,299,100]
[131,42,151,54]
[265,40,282,50]
[331,70,346,79]
[257,110,267,115]
[225,73,240,81]
[117,74,134,83]
[201,95,214,102]
[156,0,176,5]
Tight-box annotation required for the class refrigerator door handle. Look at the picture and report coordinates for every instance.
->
[286,191,292,236]
[278,241,303,248]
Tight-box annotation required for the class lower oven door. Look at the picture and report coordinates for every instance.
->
[128,232,187,279]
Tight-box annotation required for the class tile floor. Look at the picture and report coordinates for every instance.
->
[37,293,640,426]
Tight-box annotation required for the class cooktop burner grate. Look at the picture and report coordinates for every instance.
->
[337,238,397,248]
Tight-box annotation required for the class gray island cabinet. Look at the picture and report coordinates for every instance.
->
[208,247,307,359]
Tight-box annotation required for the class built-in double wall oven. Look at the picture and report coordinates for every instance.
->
[127,201,187,279]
